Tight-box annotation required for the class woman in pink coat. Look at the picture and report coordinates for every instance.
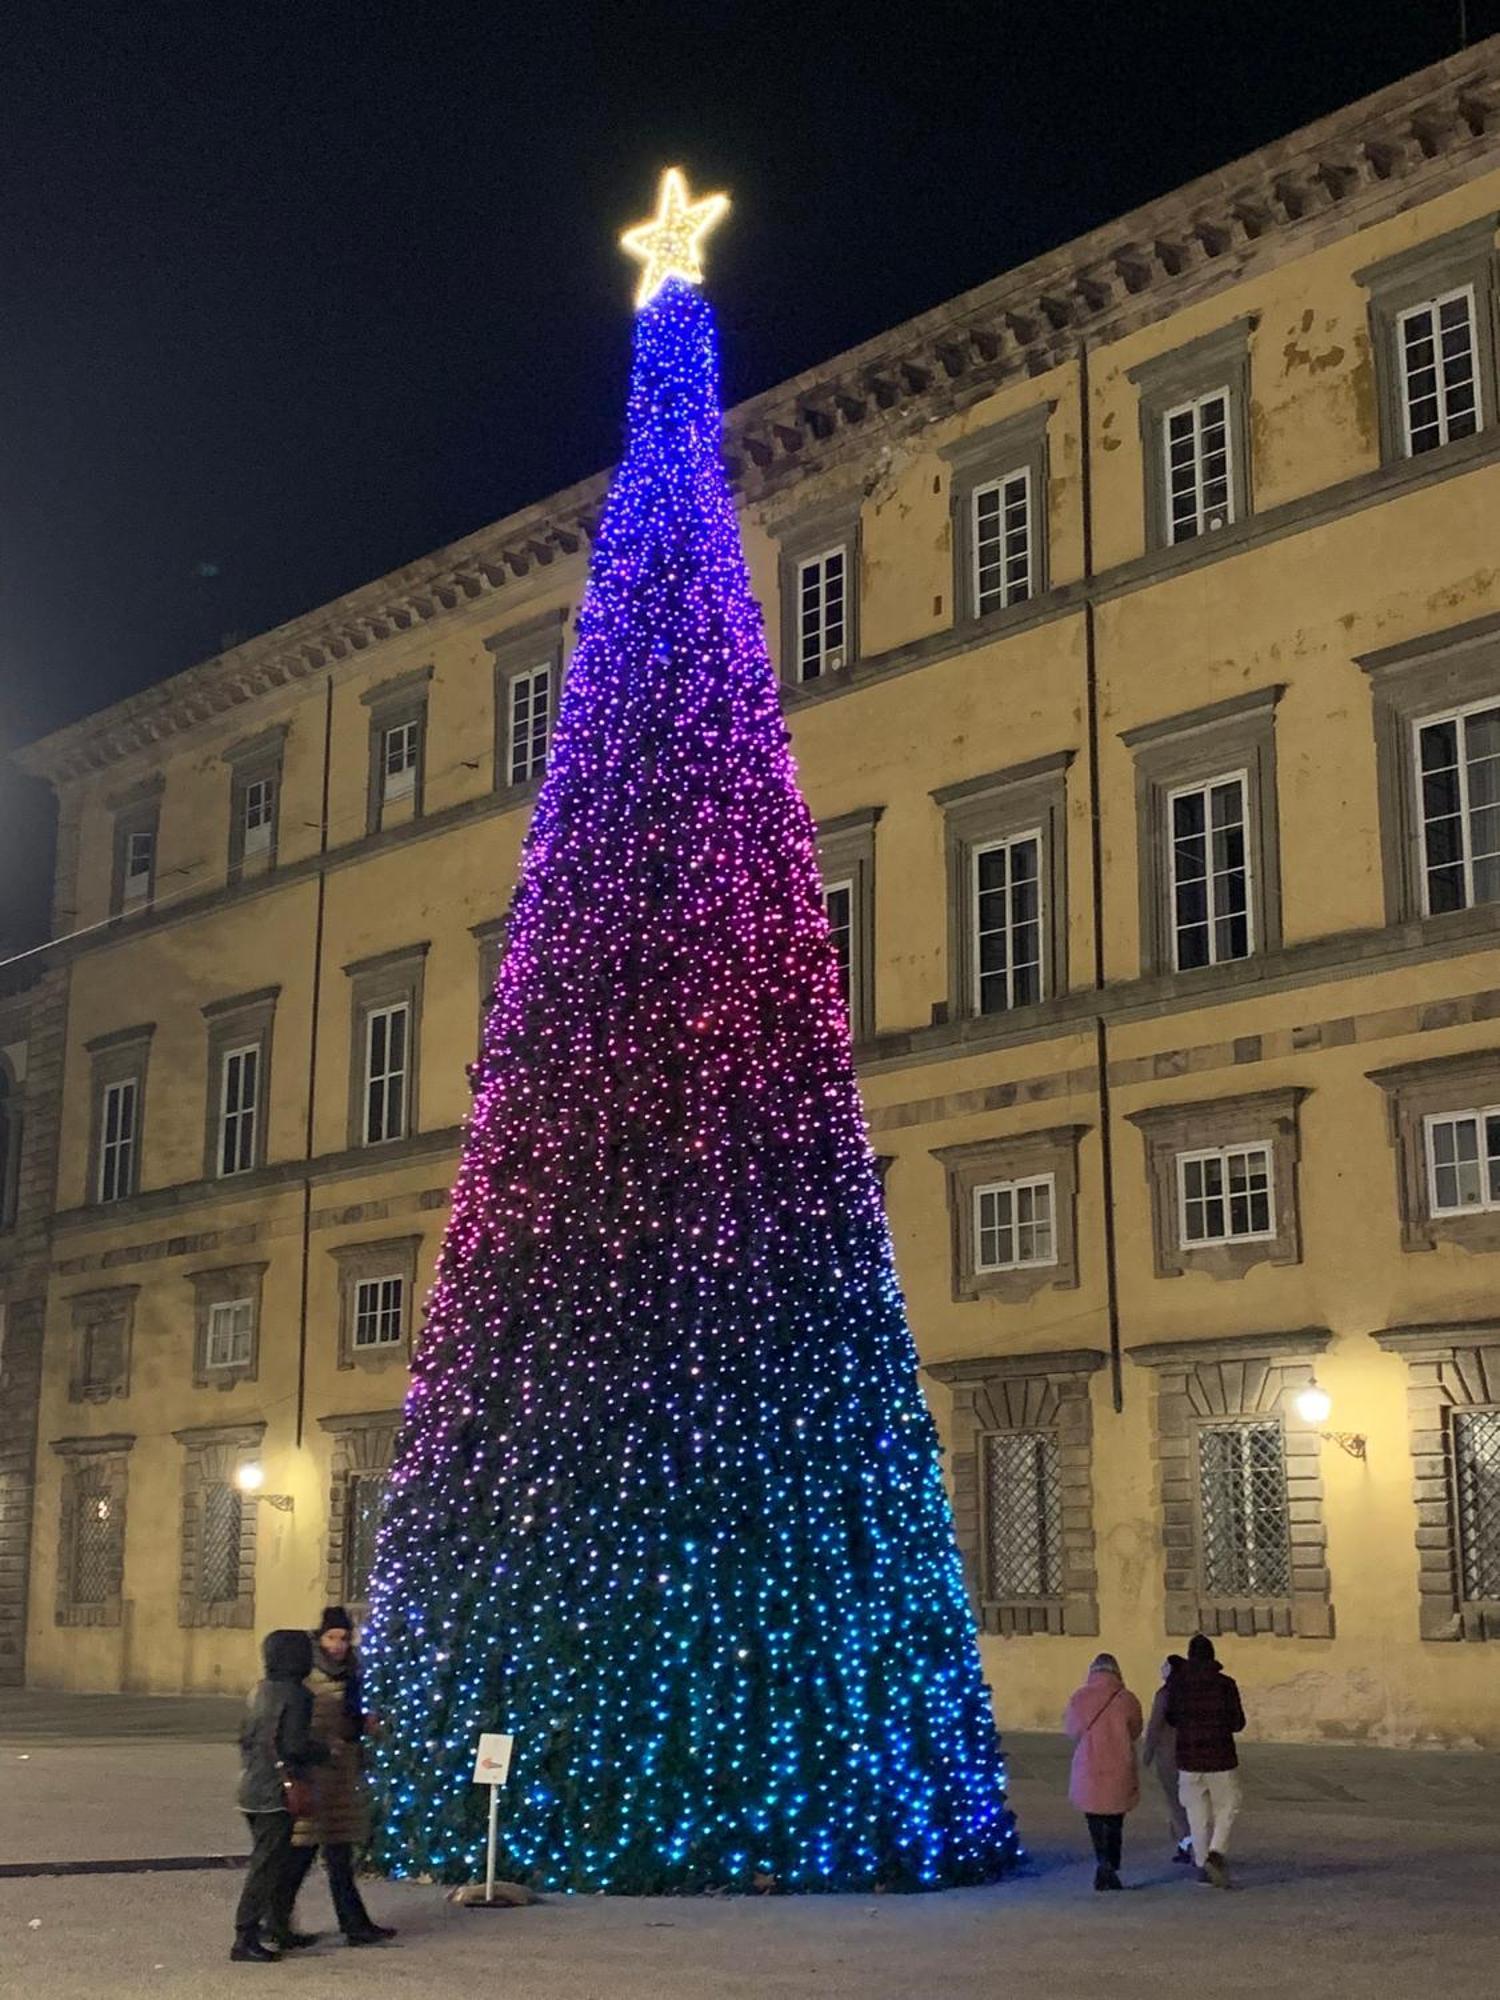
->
[1063,1651,1144,1891]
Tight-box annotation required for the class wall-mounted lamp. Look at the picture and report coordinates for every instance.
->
[1294,1381,1366,1460]
[236,1461,294,1512]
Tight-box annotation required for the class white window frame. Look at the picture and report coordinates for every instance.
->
[1396,284,1483,458]
[122,830,155,906]
[352,1274,407,1352]
[822,877,854,1012]
[971,467,1033,616]
[508,663,553,787]
[1412,697,1500,916]
[363,1000,409,1146]
[1166,769,1254,970]
[1176,1143,1276,1248]
[204,1297,255,1371]
[97,1078,138,1204]
[972,1174,1057,1274]
[796,545,848,683]
[1424,1107,1500,1218]
[217,1043,259,1179]
[971,830,1045,1014]
[382,720,420,802]
[1161,385,1234,543]
[241,776,275,857]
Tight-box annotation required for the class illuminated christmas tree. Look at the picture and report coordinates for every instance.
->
[364,171,1018,1894]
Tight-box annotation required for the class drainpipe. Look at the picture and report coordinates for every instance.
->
[1078,336,1125,1415]
[294,674,334,1447]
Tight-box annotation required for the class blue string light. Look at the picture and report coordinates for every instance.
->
[362,272,1019,1894]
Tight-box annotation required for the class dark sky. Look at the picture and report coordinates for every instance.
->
[0,0,1488,943]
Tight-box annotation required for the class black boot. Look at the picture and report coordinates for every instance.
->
[229,1930,281,1963]
[268,1929,319,1950]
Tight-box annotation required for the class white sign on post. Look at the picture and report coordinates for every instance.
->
[472,1733,514,1904]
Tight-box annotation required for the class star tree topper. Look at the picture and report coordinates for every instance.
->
[620,167,731,309]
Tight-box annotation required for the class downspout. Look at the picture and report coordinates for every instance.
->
[1078,336,1125,1414]
[295,673,334,1447]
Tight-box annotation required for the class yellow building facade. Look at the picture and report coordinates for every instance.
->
[8,43,1500,1745]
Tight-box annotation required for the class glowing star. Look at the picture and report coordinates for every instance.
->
[620,167,730,309]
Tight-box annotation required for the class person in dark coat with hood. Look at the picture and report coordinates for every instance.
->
[1164,1632,1246,1888]
[232,1628,329,1962]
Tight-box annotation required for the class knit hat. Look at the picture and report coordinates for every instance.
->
[316,1604,353,1637]
[1187,1633,1217,1664]
[1089,1651,1122,1676]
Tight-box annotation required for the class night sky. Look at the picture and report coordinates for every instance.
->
[0,0,1489,944]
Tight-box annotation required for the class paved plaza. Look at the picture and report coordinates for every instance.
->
[0,1691,1496,1998]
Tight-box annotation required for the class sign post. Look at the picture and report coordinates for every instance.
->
[471,1733,514,1905]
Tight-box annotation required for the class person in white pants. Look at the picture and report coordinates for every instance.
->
[1164,1634,1246,1888]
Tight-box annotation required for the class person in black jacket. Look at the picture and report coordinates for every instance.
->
[232,1628,330,1962]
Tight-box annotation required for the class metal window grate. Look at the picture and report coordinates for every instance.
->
[1198,1420,1290,1598]
[344,1473,387,1603]
[982,1429,1062,1600]
[1454,1407,1500,1603]
[199,1483,244,1604]
[72,1483,119,1605]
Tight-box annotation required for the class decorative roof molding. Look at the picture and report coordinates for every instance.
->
[17,37,1500,786]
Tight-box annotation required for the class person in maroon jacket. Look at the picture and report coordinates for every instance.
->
[1163,1634,1246,1888]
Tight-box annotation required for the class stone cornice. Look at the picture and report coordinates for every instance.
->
[16,38,1500,788]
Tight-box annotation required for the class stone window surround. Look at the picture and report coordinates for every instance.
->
[1126,315,1256,552]
[1367,1045,1500,1254]
[171,1419,263,1630]
[816,807,882,1047]
[1121,684,1284,984]
[223,723,289,881]
[85,1023,154,1208]
[938,401,1053,625]
[0,1049,22,1233]
[471,911,510,1054]
[1356,608,1500,928]
[186,1261,268,1389]
[362,665,433,834]
[770,490,862,690]
[51,1432,133,1629]
[927,1347,1105,1638]
[107,774,164,917]
[1126,1085,1307,1280]
[933,751,1073,1025]
[930,1123,1086,1303]
[319,1407,402,1610]
[66,1285,139,1404]
[201,986,279,1181]
[487,608,568,800]
[344,943,428,1150]
[1354,213,1500,466]
[1372,1321,1500,1641]
[1128,1328,1334,1639]
[330,1234,423,1371]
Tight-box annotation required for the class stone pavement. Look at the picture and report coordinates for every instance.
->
[0,1691,1496,1998]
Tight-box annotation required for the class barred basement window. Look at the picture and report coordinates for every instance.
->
[972,470,1032,615]
[1178,1144,1274,1246]
[796,547,847,682]
[353,1275,405,1352]
[1454,1407,1500,1605]
[1163,387,1234,543]
[198,1483,244,1604]
[205,1298,254,1371]
[508,664,552,786]
[822,879,853,1011]
[972,832,1043,1013]
[344,1471,387,1603]
[1397,287,1482,457]
[72,1483,120,1606]
[1197,1420,1291,1599]
[974,1176,1055,1273]
[982,1430,1062,1601]
[1425,1108,1500,1216]
[1415,701,1500,914]
[1169,773,1251,969]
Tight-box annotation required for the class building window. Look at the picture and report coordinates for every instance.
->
[1426,1108,1500,1216]
[1414,700,1500,915]
[1123,686,1281,981]
[66,1287,137,1404]
[1127,318,1253,554]
[1370,1050,1500,1254]
[86,1025,152,1209]
[345,945,426,1151]
[188,1263,267,1387]
[362,666,432,832]
[198,1483,244,1604]
[1129,1331,1333,1639]
[932,1125,1085,1303]
[507,664,552,786]
[1168,773,1251,968]
[98,1080,136,1203]
[971,470,1034,615]
[1128,1088,1305,1280]
[71,1484,119,1605]
[223,723,287,879]
[0,1060,18,1231]
[472,912,510,1055]
[928,1349,1104,1638]
[216,1046,259,1177]
[822,879,853,1011]
[123,830,155,904]
[1178,1144,1275,1247]
[1357,218,1498,467]
[364,1002,409,1145]
[1454,1406,1500,1606]
[242,778,275,857]
[52,1437,132,1629]
[940,404,1052,624]
[342,1472,387,1604]
[354,1275,406,1352]
[383,721,419,802]
[109,790,162,916]
[205,1298,254,1371]
[201,987,276,1182]
[816,807,880,1046]
[173,1421,261,1628]
[935,753,1071,1027]
[319,1408,402,1608]
[332,1236,422,1371]
[796,547,848,683]
[974,1175,1055,1273]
